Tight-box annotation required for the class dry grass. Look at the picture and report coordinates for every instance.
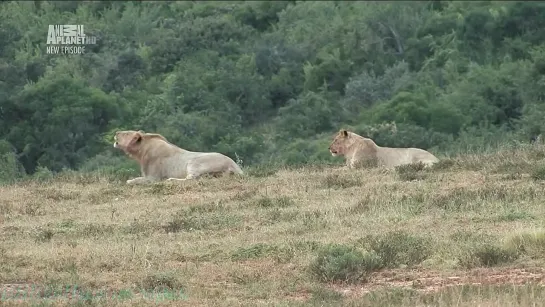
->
[2,144,545,306]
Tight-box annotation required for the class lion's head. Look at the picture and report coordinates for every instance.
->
[329,129,354,156]
[113,130,146,154]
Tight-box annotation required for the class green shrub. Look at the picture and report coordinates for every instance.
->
[503,230,545,259]
[395,162,428,181]
[361,231,432,268]
[321,174,361,189]
[310,244,382,283]
[78,153,140,181]
[459,243,518,268]
[0,140,26,184]
[531,165,545,181]
[254,196,296,208]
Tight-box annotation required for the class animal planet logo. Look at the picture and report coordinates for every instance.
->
[46,25,97,55]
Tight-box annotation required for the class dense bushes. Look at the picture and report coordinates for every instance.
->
[1,1,545,178]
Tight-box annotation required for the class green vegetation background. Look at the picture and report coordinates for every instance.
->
[1,1,545,181]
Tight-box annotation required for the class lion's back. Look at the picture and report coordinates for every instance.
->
[376,147,438,167]
[186,152,242,174]
[144,140,190,178]
[402,148,439,167]
[409,147,438,162]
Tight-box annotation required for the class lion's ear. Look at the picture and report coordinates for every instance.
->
[341,130,348,137]
[130,132,143,145]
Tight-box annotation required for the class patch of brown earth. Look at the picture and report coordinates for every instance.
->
[330,267,545,298]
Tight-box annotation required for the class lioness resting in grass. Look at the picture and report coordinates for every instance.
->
[328,129,439,169]
[113,130,243,184]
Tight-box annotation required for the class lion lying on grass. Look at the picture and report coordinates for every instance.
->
[113,130,243,184]
[328,129,439,169]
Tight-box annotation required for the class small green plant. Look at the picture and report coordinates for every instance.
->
[140,272,183,292]
[58,219,76,230]
[430,158,456,171]
[78,153,140,182]
[246,164,278,178]
[264,208,299,225]
[254,196,296,208]
[309,286,344,304]
[34,227,54,243]
[528,146,545,160]
[346,199,372,215]
[531,165,545,180]
[187,201,226,214]
[161,218,188,233]
[309,244,382,283]
[32,166,55,182]
[121,220,153,235]
[0,147,26,184]
[395,162,428,181]
[503,230,545,259]
[494,160,533,174]
[230,243,279,261]
[501,172,523,180]
[229,271,262,285]
[361,231,432,268]
[40,188,80,201]
[23,202,43,216]
[147,183,179,195]
[234,152,244,169]
[321,174,361,189]
[496,210,535,222]
[161,212,242,233]
[80,224,115,237]
[459,243,518,268]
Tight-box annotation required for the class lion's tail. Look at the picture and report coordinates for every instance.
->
[230,161,244,175]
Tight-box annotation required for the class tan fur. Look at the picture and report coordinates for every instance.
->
[328,129,439,169]
[113,130,243,184]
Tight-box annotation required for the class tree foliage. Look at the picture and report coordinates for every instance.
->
[1,1,545,175]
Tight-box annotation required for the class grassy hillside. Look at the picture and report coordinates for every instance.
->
[2,145,545,306]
